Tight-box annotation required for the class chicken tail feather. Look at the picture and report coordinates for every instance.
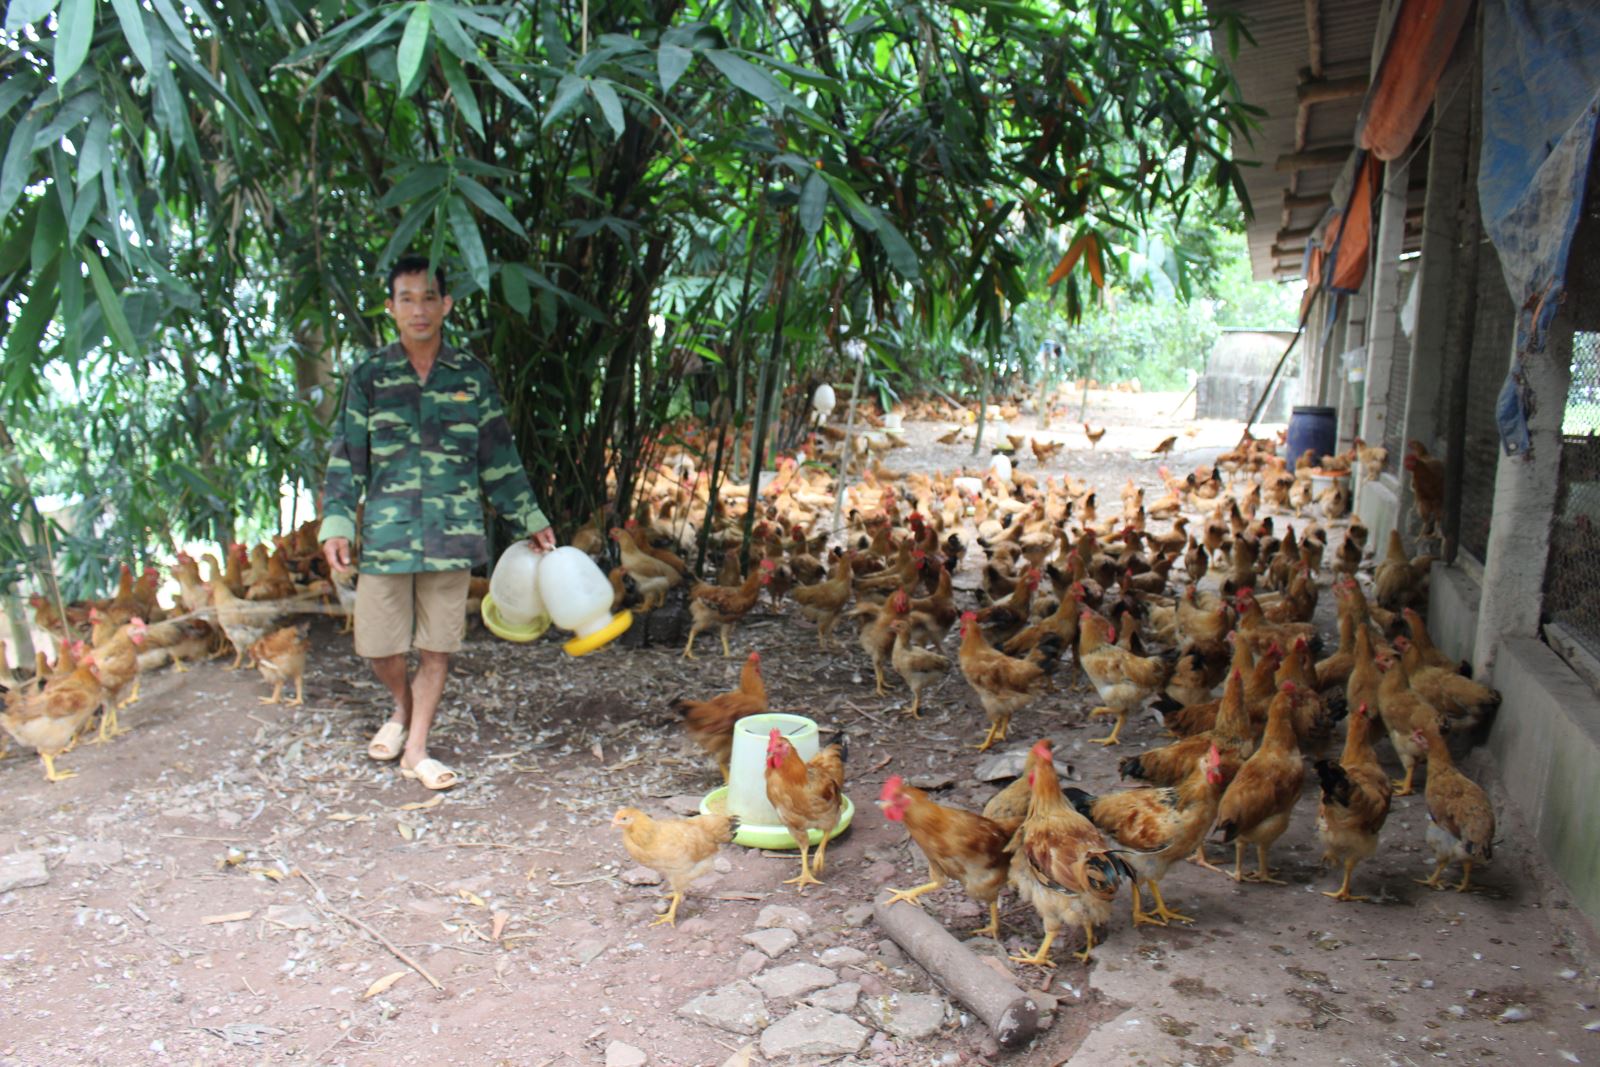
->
[1062,786,1097,820]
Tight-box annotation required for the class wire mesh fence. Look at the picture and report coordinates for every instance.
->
[1381,266,1416,476]
[1457,246,1513,562]
[1544,331,1600,658]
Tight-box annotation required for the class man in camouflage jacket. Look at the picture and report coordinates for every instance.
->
[320,255,555,789]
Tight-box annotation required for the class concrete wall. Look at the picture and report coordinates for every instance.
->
[1486,638,1600,921]
[1428,564,1481,667]
[1354,475,1401,560]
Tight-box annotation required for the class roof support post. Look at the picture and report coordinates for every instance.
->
[1393,52,1473,548]
[1357,157,1410,453]
[1472,322,1572,677]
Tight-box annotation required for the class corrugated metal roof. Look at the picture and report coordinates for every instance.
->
[1209,0,1389,280]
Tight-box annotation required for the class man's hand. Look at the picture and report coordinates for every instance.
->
[528,527,557,553]
[323,537,353,573]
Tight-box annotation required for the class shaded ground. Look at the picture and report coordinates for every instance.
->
[0,389,1596,1067]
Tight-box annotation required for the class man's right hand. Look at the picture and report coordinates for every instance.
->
[323,538,353,573]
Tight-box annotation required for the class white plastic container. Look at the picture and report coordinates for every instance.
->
[482,542,550,641]
[538,545,632,656]
[812,383,836,421]
[989,451,1013,483]
[728,712,819,827]
[882,412,905,433]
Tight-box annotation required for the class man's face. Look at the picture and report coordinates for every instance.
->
[386,271,452,346]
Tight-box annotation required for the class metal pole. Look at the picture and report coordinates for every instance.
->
[831,349,868,533]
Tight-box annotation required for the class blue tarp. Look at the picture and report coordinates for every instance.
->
[1479,0,1600,455]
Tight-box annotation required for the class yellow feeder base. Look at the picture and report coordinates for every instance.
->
[480,593,551,643]
[563,611,632,657]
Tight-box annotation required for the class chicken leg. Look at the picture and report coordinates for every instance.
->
[1188,845,1229,876]
[904,690,923,719]
[94,705,128,743]
[971,901,1002,940]
[1414,858,1450,890]
[1392,760,1417,797]
[681,623,704,660]
[1008,927,1058,968]
[1234,841,1286,885]
[1322,858,1368,902]
[1087,706,1127,746]
[783,838,823,890]
[719,624,733,658]
[260,680,286,705]
[885,865,945,908]
[39,752,76,782]
[1145,883,1196,927]
[117,677,141,708]
[650,892,684,927]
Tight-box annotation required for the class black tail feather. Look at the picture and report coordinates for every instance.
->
[1062,786,1097,820]
[1313,758,1352,807]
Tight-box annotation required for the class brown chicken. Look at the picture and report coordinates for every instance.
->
[957,611,1057,751]
[878,775,1020,940]
[1314,702,1392,902]
[1394,635,1501,728]
[1212,683,1307,884]
[610,526,685,589]
[982,738,1054,823]
[91,617,147,740]
[792,550,854,649]
[888,619,949,718]
[1412,719,1495,893]
[1067,745,1227,926]
[1078,611,1172,745]
[672,651,768,779]
[1124,666,1255,790]
[764,728,847,891]
[1150,435,1178,455]
[1376,653,1446,797]
[0,654,103,781]
[973,567,1040,644]
[853,589,922,695]
[1405,440,1446,540]
[611,807,737,926]
[1007,741,1133,964]
[250,625,309,706]
[683,564,770,659]
[1374,529,1433,610]
[210,578,295,670]
[1083,423,1106,449]
[246,550,298,601]
[1030,437,1064,464]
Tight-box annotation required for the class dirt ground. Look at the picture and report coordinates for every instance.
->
[0,389,1596,1067]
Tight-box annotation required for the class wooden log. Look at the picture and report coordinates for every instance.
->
[1274,145,1354,172]
[872,890,1039,1049]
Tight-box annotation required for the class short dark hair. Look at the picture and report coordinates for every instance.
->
[386,255,447,297]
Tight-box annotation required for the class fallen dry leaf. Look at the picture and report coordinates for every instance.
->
[201,911,254,925]
[490,911,508,941]
[244,867,284,881]
[362,970,408,1000]
[326,812,368,823]
[397,822,415,841]
[400,796,444,812]
[458,889,487,908]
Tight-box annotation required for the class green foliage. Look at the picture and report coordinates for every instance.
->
[0,0,1254,592]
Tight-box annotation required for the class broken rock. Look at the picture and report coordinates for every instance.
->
[63,839,123,866]
[752,962,838,1000]
[677,981,769,1036]
[605,1041,648,1067]
[862,991,949,1040]
[743,927,798,959]
[758,1007,869,1059]
[808,982,860,1013]
[0,851,49,893]
[756,904,814,936]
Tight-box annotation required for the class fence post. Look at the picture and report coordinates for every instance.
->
[1471,326,1572,676]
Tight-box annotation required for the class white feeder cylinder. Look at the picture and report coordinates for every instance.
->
[812,383,836,420]
[727,713,819,826]
[488,542,547,626]
[538,546,618,637]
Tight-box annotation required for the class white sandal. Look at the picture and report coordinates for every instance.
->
[401,758,460,791]
[367,721,407,761]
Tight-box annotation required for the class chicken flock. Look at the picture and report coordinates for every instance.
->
[608,400,1497,970]
[0,393,1491,971]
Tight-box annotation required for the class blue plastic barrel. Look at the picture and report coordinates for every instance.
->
[1286,406,1337,467]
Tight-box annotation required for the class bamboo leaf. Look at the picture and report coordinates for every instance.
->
[657,43,692,94]
[798,170,827,236]
[454,176,526,237]
[704,50,793,113]
[500,263,529,316]
[84,252,140,357]
[0,110,43,220]
[107,0,153,72]
[873,214,921,281]
[542,74,586,129]
[589,78,625,140]
[54,0,97,89]
[438,49,483,137]
[397,2,431,98]
[447,194,490,293]
[5,0,57,32]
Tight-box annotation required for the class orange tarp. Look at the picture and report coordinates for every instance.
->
[1357,0,1474,160]
[1329,155,1381,292]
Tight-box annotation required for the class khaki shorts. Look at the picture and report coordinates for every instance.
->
[353,571,471,658]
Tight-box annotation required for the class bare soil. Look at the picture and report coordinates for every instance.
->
[0,390,1596,1067]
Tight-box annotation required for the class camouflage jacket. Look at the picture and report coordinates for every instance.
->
[319,343,548,574]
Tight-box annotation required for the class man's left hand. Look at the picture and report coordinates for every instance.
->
[528,528,557,552]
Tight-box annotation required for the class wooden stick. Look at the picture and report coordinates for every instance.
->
[323,903,443,991]
[872,890,1038,1049]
